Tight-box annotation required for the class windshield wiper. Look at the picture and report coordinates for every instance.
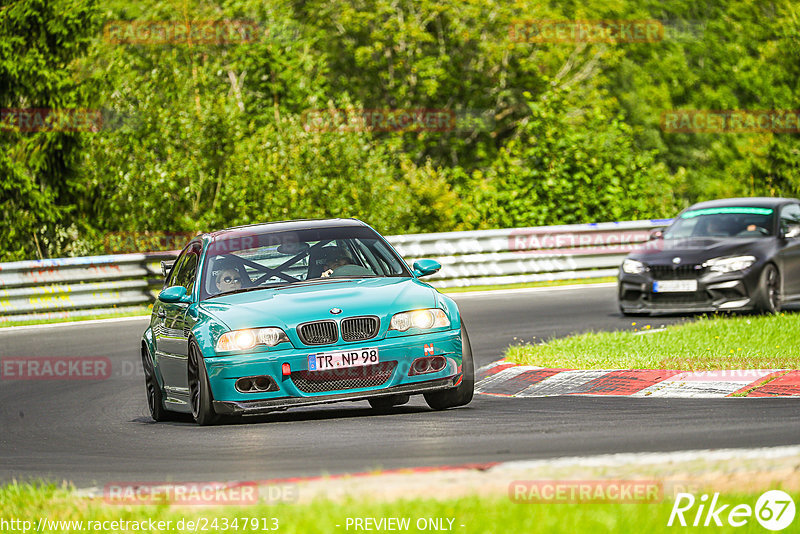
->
[272,278,362,290]
[206,284,283,299]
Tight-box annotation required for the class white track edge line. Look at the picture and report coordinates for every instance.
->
[0,315,151,332]
[72,444,800,497]
[447,282,616,298]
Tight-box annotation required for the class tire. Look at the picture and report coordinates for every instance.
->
[188,340,221,426]
[755,263,782,314]
[141,345,178,422]
[368,394,410,409]
[424,324,474,410]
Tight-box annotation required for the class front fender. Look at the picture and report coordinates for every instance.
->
[142,325,156,363]
[141,325,168,390]
[436,292,462,331]
[189,312,229,358]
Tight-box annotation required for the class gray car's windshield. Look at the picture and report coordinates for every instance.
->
[663,207,774,239]
[202,226,409,299]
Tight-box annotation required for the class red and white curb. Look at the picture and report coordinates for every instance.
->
[476,361,800,398]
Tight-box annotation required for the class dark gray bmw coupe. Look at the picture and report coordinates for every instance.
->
[618,197,800,315]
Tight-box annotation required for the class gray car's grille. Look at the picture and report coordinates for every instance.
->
[647,264,705,280]
[341,316,379,342]
[291,362,397,393]
[298,321,338,345]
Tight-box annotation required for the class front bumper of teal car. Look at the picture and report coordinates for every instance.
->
[206,328,463,415]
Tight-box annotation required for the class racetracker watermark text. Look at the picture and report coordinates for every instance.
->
[1,109,102,132]
[661,110,800,133]
[103,231,196,254]
[103,20,261,45]
[510,480,662,503]
[508,228,661,255]
[1,357,111,380]
[0,517,279,532]
[510,20,664,43]
[302,108,456,132]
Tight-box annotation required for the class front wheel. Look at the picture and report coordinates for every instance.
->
[424,324,474,410]
[188,340,221,426]
[754,263,782,314]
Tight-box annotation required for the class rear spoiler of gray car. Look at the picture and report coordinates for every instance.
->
[161,260,175,278]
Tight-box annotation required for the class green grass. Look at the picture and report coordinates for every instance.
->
[506,312,800,370]
[0,307,151,328]
[439,276,615,294]
[1,482,795,533]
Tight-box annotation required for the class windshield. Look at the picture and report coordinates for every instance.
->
[663,207,775,239]
[201,226,410,299]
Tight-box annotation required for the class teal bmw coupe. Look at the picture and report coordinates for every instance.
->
[141,219,474,425]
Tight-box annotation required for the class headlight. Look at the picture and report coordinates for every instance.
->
[389,309,450,332]
[704,255,757,273]
[621,259,645,274]
[215,328,290,351]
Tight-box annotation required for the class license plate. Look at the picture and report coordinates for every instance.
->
[653,280,698,293]
[308,347,379,371]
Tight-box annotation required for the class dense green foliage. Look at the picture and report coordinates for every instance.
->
[1,0,799,260]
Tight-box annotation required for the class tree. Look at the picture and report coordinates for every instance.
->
[0,0,101,260]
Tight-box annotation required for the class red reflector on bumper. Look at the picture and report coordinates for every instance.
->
[282,363,291,376]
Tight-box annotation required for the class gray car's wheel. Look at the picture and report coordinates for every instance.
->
[368,394,410,409]
[755,263,782,314]
[424,324,474,410]
[141,345,178,422]
[188,340,221,426]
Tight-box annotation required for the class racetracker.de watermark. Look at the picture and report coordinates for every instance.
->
[661,110,800,133]
[1,109,101,132]
[103,231,196,254]
[510,480,663,503]
[103,481,297,506]
[302,108,456,133]
[510,19,664,43]
[103,19,261,45]
[508,228,661,255]
[1,108,138,132]
[1,357,112,380]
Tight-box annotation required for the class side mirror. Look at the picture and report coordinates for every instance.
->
[412,259,441,277]
[161,260,175,278]
[159,285,191,304]
[648,230,663,241]
[785,225,800,239]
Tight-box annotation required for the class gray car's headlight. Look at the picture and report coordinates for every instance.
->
[621,259,645,274]
[704,255,756,273]
[215,328,290,351]
[389,309,450,332]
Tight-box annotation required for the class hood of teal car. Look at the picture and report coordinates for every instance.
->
[196,277,439,332]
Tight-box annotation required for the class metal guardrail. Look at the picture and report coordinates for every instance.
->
[0,219,671,323]
[0,253,175,323]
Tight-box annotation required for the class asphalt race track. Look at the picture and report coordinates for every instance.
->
[2,284,799,486]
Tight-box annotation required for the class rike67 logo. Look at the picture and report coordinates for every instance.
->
[668,490,796,531]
